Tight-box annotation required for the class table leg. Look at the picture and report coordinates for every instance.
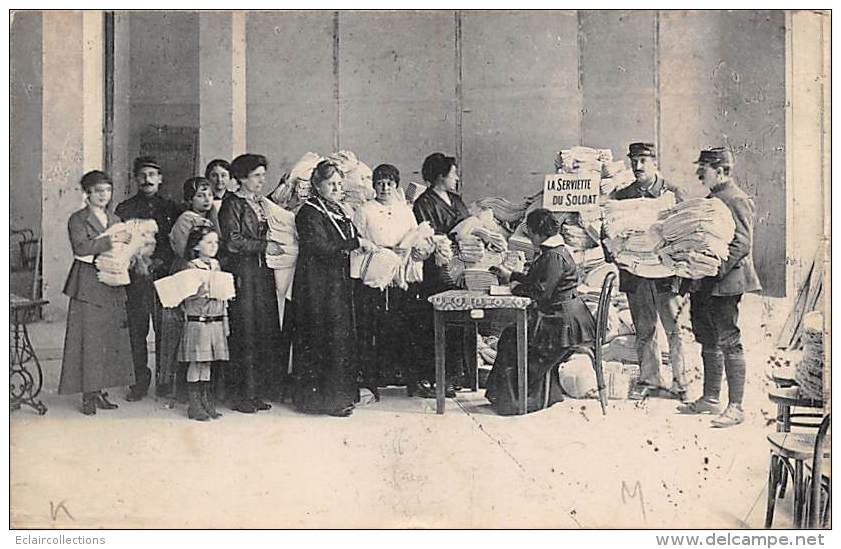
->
[516,311,528,415]
[9,318,47,415]
[464,321,478,391]
[434,310,446,414]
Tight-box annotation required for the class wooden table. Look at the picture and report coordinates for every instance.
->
[10,294,48,414]
[429,290,531,415]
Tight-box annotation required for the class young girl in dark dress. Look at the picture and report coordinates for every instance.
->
[486,208,596,415]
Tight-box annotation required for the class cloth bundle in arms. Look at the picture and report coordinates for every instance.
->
[353,221,434,290]
[263,198,299,328]
[602,194,675,278]
[326,150,375,212]
[154,268,236,308]
[94,219,158,286]
[656,197,736,279]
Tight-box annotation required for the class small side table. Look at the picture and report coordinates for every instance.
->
[429,290,531,415]
[10,294,48,414]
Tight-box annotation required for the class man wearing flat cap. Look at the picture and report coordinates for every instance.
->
[602,142,688,401]
[679,148,761,428]
[116,156,183,401]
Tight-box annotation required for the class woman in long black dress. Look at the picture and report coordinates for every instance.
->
[409,152,470,398]
[217,154,286,413]
[486,208,596,415]
[291,160,375,417]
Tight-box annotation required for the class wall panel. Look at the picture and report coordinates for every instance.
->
[246,12,336,181]
[660,10,786,296]
[338,11,456,181]
[461,11,580,203]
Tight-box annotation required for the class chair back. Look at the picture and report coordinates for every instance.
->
[808,413,831,528]
[593,271,616,367]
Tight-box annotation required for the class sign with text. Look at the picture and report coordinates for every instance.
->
[543,172,601,212]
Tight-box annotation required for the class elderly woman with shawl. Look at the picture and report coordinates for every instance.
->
[291,160,376,417]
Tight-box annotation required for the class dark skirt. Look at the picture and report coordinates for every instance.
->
[355,282,412,387]
[485,296,596,415]
[59,296,135,395]
[228,256,284,398]
[291,266,359,414]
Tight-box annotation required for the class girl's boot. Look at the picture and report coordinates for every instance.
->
[187,382,210,421]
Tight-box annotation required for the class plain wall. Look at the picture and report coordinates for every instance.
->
[659,10,787,296]
[246,11,337,184]
[14,10,813,312]
[460,11,580,203]
[127,11,200,203]
[10,12,43,268]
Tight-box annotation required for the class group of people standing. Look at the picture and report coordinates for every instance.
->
[59,151,479,419]
[57,141,760,427]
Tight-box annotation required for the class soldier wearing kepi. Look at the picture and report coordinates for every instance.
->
[116,156,183,401]
[679,148,761,428]
[603,142,688,401]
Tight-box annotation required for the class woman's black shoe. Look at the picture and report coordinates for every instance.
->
[251,399,272,411]
[81,395,97,415]
[233,399,258,414]
[327,406,354,417]
[407,380,434,398]
[95,392,119,410]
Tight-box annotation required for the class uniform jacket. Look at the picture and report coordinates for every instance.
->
[704,179,762,296]
[601,176,680,294]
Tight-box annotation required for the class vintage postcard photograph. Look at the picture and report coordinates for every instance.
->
[7,7,831,534]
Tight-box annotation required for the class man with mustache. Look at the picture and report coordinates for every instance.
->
[602,142,688,401]
[679,148,761,428]
[115,156,183,401]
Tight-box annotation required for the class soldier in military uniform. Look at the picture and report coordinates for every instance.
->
[603,142,688,401]
[679,148,762,428]
[115,156,183,401]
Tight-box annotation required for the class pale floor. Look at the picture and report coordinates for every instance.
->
[11,295,807,529]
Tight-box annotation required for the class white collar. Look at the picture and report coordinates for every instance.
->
[432,187,452,205]
[540,234,567,249]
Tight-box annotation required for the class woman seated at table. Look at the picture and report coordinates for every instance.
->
[486,208,595,415]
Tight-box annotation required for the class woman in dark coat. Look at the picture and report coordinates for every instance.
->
[409,152,470,398]
[59,170,134,415]
[217,154,286,413]
[291,160,375,417]
[486,208,596,416]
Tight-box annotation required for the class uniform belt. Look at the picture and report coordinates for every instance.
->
[186,315,225,323]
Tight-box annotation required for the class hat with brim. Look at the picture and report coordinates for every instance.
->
[627,142,656,158]
[694,148,734,168]
[133,155,162,174]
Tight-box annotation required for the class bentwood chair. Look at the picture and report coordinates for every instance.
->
[805,414,831,528]
[765,413,831,528]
